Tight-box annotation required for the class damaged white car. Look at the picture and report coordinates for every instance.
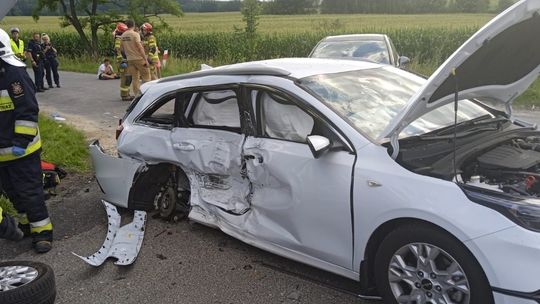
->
[84,1,540,303]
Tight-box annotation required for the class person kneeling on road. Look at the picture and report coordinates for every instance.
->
[97,58,119,80]
[0,29,53,254]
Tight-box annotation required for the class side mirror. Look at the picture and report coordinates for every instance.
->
[398,56,410,68]
[307,135,331,159]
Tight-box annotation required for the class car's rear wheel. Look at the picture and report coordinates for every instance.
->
[374,224,493,304]
[0,261,56,304]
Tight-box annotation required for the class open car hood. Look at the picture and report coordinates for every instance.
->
[381,0,540,140]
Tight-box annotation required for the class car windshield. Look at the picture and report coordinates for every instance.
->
[311,40,390,64]
[299,67,493,140]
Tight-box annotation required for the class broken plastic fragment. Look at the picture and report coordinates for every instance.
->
[73,200,146,266]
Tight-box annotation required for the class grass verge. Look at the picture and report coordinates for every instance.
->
[0,115,89,215]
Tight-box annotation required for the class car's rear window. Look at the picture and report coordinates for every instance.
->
[311,40,390,64]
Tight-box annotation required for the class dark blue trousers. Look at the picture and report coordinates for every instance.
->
[32,61,45,89]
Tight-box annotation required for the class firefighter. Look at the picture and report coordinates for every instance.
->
[9,27,25,62]
[141,22,160,80]
[0,28,53,253]
[114,22,132,101]
[120,20,150,96]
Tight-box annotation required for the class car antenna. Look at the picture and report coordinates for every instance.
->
[452,68,459,183]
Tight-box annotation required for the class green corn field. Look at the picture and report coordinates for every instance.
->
[30,27,477,67]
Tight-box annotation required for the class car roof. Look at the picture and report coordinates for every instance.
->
[158,58,381,84]
[321,34,387,42]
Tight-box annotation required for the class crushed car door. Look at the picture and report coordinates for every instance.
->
[241,87,356,269]
[170,86,251,214]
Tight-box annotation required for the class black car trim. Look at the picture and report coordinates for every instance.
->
[492,286,540,303]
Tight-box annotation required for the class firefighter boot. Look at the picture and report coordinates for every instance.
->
[0,211,24,241]
[31,219,53,253]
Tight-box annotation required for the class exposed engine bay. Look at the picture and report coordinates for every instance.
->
[395,126,540,198]
[461,137,540,197]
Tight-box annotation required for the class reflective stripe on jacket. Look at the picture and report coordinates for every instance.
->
[0,62,41,162]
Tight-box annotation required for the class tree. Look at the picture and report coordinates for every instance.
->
[240,0,260,37]
[32,0,182,57]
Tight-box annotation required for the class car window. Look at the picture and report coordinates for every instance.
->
[403,100,493,137]
[252,89,348,151]
[257,91,314,142]
[300,67,493,140]
[138,95,176,128]
[311,40,390,64]
[188,89,240,128]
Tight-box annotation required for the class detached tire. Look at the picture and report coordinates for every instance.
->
[0,261,56,304]
[374,224,493,304]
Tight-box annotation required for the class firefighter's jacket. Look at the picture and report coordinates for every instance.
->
[0,60,41,162]
[143,34,159,63]
[114,35,124,63]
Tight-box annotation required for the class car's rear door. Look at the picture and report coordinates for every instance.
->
[170,85,252,214]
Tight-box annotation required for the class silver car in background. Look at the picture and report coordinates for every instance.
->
[309,34,410,67]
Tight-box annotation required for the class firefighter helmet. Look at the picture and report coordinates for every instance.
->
[115,22,128,34]
[141,22,153,33]
[0,29,25,67]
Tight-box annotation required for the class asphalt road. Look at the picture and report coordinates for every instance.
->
[1,70,539,304]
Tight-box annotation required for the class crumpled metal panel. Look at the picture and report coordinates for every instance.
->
[73,201,146,266]
[90,141,144,208]
[170,128,251,214]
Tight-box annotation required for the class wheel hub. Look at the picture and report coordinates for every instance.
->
[388,242,471,304]
[421,279,433,291]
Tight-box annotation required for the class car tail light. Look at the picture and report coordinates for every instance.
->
[115,119,124,140]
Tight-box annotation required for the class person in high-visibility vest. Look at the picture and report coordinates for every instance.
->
[9,27,25,62]
[114,22,132,101]
[0,28,53,253]
[141,22,160,80]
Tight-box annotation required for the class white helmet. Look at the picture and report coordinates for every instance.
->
[0,28,25,67]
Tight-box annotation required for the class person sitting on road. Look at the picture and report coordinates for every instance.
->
[97,58,119,80]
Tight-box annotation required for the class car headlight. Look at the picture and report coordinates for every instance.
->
[461,184,540,232]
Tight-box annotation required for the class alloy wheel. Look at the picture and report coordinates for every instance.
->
[388,242,471,304]
[0,265,38,291]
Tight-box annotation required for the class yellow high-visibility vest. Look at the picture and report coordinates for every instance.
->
[10,39,25,60]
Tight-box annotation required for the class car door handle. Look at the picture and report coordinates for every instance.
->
[244,154,263,163]
[173,143,195,151]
